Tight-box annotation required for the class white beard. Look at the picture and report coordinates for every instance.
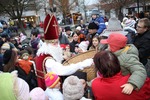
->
[37,42,63,63]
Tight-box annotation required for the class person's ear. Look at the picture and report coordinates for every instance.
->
[80,79,86,88]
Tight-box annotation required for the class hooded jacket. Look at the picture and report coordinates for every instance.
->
[114,44,147,89]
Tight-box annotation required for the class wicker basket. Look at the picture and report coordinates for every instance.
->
[63,50,97,81]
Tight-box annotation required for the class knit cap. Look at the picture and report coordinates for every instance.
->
[30,87,48,100]
[22,53,29,59]
[45,72,60,88]
[76,26,82,31]
[78,41,89,52]
[63,76,84,100]
[88,22,99,30]
[1,43,10,50]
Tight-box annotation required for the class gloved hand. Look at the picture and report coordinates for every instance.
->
[78,58,93,70]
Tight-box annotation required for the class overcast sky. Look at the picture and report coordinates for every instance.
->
[85,0,99,5]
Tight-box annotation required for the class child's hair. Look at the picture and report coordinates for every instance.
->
[3,50,18,72]
[32,32,38,37]
[24,46,34,55]
[93,35,100,41]
[19,50,29,59]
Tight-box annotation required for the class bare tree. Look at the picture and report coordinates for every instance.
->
[52,0,76,24]
[78,0,91,22]
[0,0,32,34]
[100,0,135,21]
[54,1,75,15]
[35,0,76,24]
[35,0,48,15]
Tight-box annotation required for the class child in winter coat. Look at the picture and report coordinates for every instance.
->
[18,50,32,75]
[92,51,150,100]
[18,50,37,90]
[45,72,63,100]
[100,33,147,95]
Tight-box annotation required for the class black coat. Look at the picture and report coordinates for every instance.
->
[9,64,37,90]
[134,30,150,65]
[69,40,78,53]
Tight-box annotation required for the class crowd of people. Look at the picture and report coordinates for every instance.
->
[0,8,150,100]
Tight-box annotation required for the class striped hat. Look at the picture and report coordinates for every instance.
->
[45,72,60,88]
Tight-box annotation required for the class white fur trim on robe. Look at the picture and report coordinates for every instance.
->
[37,42,63,63]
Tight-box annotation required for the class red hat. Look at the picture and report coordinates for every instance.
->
[60,44,67,49]
[44,14,59,40]
[100,33,127,52]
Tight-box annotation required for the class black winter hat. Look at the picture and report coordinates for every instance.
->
[1,34,9,38]
[3,49,12,64]
[65,26,72,32]
[0,20,7,25]
[88,22,99,30]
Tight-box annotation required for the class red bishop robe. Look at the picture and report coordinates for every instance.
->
[35,54,51,90]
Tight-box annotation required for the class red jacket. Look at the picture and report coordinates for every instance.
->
[92,72,150,100]
[35,54,51,90]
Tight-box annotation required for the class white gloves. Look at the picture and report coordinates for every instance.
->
[78,58,93,70]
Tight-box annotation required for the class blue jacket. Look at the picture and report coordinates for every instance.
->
[90,16,106,35]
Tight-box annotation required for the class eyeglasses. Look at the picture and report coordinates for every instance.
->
[137,25,145,28]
